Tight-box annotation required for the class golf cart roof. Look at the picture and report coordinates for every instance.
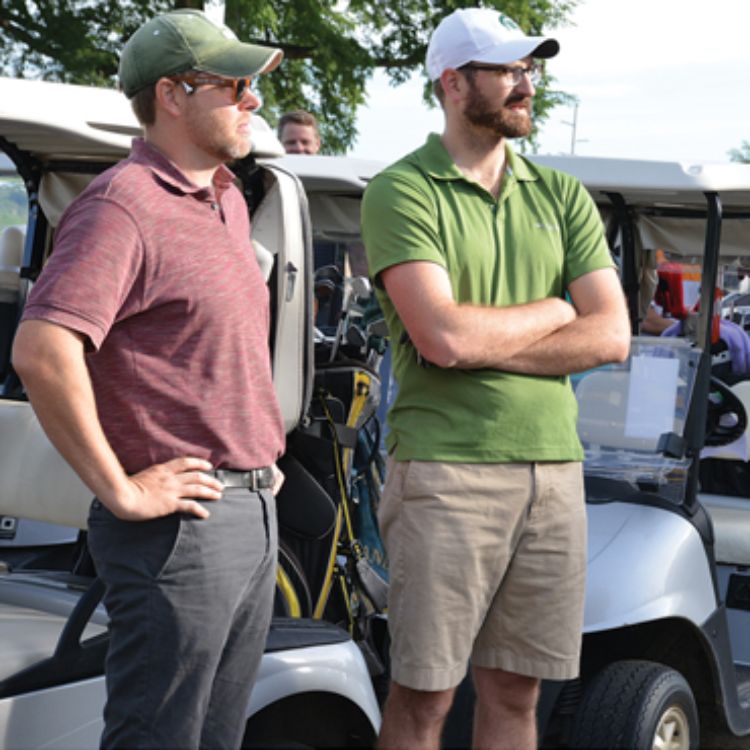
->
[0,76,285,163]
[275,154,384,193]
[529,154,750,261]
[530,154,750,211]
[271,155,386,241]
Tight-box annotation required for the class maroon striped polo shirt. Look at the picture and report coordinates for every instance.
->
[23,138,285,474]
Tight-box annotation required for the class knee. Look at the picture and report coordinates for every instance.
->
[386,681,455,725]
[475,669,540,716]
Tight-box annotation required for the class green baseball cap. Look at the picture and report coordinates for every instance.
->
[119,9,283,98]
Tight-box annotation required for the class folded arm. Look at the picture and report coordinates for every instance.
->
[380,260,578,369]
[498,267,631,375]
[381,262,629,374]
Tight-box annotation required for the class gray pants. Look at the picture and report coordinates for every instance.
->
[87,487,277,749]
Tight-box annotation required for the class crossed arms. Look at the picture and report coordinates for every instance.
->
[380,261,630,375]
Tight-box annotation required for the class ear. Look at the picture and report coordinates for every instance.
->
[154,78,183,119]
[439,68,465,104]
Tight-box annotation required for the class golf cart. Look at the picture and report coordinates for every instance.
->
[0,76,381,748]
[524,155,750,749]
[5,76,750,750]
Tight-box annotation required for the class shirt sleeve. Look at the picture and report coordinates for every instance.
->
[361,167,447,287]
[22,196,144,351]
[560,174,615,286]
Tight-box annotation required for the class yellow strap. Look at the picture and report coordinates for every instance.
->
[276,565,301,618]
[341,370,371,474]
[312,505,343,619]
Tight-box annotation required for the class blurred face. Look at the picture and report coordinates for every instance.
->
[179,75,262,162]
[280,123,321,154]
[461,58,536,139]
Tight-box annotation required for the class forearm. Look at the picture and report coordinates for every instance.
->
[498,311,631,376]
[420,296,577,369]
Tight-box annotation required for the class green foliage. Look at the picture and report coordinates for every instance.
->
[0,178,28,231]
[728,140,750,164]
[0,0,577,153]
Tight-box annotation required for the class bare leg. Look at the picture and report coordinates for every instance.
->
[472,666,540,750]
[377,680,456,750]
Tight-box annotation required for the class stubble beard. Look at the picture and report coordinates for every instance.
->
[186,106,252,163]
[463,82,533,140]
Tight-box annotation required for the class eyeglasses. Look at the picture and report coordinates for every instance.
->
[459,62,543,86]
[170,73,257,104]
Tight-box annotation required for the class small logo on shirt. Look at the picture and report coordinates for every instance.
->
[535,222,560,232]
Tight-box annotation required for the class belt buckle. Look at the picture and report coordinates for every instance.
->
[248,470,260,492]
[249,467,272,491]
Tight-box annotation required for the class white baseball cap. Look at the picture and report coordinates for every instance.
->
[426,7,559,81]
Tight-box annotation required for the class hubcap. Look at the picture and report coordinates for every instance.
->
[653,705,690,750]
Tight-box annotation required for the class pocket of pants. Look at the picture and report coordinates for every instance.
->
[88,509,186,582]
[154,514,188,580]
[87,498,116,527]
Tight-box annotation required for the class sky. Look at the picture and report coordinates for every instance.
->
[349,0,750,165]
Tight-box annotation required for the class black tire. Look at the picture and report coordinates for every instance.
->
[570,660,698,749]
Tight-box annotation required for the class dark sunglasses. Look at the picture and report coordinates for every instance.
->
[170,73,255,103]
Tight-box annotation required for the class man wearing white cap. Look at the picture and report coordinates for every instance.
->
[14,10,284,748]
[362,7,630,749]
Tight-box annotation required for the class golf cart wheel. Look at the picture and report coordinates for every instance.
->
[570,660,698,749]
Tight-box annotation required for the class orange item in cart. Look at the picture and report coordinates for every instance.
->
[655,261,702,319]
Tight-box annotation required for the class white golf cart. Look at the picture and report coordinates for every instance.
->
[0,76,381,749]
[4,76,750,750]
[528,156,750,749]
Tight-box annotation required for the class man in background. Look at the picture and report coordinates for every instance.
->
[278,109,322,154]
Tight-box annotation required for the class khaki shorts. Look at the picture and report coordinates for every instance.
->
[379,459,586,691]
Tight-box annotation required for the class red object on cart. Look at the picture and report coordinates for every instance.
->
[655,261,721,343]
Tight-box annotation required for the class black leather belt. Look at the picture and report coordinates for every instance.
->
[210,467,274,491]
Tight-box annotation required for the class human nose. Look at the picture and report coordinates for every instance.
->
[514,73,535,97]
[239,87,263,112]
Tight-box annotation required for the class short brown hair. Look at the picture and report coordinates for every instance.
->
[277,110,319,136]
[433,66,476,107]
[130,82,157,126]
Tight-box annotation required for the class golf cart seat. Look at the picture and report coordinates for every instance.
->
[0,225,23,382]
[0,400,91,528]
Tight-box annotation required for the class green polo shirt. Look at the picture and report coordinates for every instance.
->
[362,134,613,463]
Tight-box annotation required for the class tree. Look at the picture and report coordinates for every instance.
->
[728,141,750,164]
[0,0,577,153]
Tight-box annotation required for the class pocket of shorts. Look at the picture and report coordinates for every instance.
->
[378,459,411,537]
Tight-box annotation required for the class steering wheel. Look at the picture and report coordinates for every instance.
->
[704,376,748,447]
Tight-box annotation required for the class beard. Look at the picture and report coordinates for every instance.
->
[185,105,252,163]
[463,80,533,139]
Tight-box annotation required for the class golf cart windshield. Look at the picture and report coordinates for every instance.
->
[575,335,701,505]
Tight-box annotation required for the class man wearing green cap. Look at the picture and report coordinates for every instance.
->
[13,10,284,748]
